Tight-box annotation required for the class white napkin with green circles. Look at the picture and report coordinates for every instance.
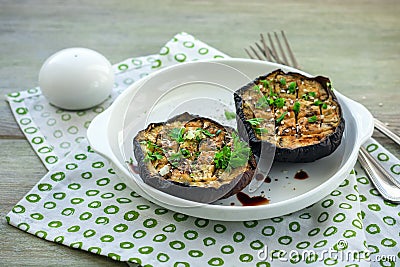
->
[6,32,399,267]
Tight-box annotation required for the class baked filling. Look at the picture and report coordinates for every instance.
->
[240,70,341,149]
[135,114,252,188]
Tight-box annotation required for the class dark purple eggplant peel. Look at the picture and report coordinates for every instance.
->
[133,112,256,203]
[234,69,345,163]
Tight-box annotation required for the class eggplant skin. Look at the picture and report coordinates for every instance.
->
[133,112,256,203]
[234,69,345,163]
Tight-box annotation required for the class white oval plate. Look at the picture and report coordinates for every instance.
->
[87,59,373,221]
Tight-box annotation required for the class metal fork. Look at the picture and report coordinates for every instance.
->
[245,31,300,69]
[246,31,400,201]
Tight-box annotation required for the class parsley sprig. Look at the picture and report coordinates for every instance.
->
[288,82,297,94]
[246,118,264,126]
[196,128,215,138]
[255,96,272,109]
[260,79,270,89]
[214,132,251,170]
[254,128,269,135]
[169,152,183,167]
[169,128,185,143]
[301,91,316,101]
[276,112,288,124]
[144,151,163,162]
[274,98,286,108]
[214,146,231,170]
[140,140,160,150]
[224,110,236,120]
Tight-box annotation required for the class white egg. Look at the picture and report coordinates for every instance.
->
[39,47,114,110]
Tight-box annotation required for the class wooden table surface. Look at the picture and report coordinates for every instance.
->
[1,0,399,266]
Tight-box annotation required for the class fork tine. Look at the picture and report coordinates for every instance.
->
[281,30,299,69]
[244,48,255,59]
[249,44,264,60]
[247,32,300,69]
[274,31,289,66]
[267,33,281,64]
[260,34,273,62]
[255,42,267,60]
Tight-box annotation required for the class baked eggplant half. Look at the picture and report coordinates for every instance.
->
[234,69,345,162]
[133,112,256,203]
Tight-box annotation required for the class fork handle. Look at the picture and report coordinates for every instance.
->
[358,147,400,202]
[360,146,400,188]
[374,118,400,146]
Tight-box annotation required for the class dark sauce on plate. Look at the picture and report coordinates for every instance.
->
[237,192,270,206]
[255,173,264,181]
[294,169,309,180]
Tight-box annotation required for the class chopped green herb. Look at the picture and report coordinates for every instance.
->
[269,87,278,97]
[288,82,297,94]
[253,85,260,92]
[293,101,301,114]
[216,129,222,136]
[254,128,269,135]
[246,118,264,126]
[301,92,316,101]
[276,111,288,124]
[268,97,275,106]
[214,132,250,170]
[224,110,236,120]
[171,161,179,168]
[125,157,134,164]
[322,103,328,109]
[279,78,286,86]
[180,148,191,158]
[144,151,164,162]
[169,128,185,143]
[314,100,323,106]
[255,96,270,109]
[140,140,160,150]
[214,145,231,170]
[274,98,286,108]
[169,152,183,167]
[197,128,215,138]
[260,79,270,89]
[308,115,318,123]
[229,132,251,169]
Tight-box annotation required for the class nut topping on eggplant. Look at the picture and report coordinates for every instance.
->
[235,69,345,162]
[133,113,256,203]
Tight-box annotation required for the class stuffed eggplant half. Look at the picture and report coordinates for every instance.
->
[133,113,256,203]
[234,69,345,162]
